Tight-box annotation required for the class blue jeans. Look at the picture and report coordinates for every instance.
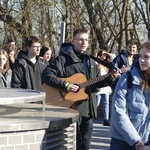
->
[110,137,135,150]
[96,94,109,120]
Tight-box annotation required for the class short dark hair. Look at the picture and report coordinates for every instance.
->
[73,28,88,38]
[25,36,40,47]
[126,39,139,47]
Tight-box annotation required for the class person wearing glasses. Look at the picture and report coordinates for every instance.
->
[42,28,120,150]
[11,36,48,91]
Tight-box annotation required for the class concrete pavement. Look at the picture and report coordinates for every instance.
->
[90,117,111,150]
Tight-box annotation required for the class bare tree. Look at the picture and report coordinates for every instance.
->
[0,0,148,54]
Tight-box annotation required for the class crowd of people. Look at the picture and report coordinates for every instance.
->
[0,28,149,150]
[0,36,54,90]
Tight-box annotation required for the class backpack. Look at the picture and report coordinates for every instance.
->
[127,71,132,89]
[110,70,133,90]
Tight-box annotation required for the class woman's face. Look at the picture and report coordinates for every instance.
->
[0,54,7,69]
[8,50,15,59]
[43,49,52,61]
[139,47,150,72]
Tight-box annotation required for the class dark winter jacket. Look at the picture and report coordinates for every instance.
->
[42,43,114,117]
[11,50,48,91]
[110,50,139,89]
[112,49,139,69]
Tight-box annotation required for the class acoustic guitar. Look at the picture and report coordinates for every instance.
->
[42,73,111,108]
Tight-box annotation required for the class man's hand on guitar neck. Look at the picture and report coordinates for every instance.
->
[110,69,121,81]
[66,83,80,92]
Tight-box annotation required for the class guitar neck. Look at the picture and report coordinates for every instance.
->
[79,73,110,88]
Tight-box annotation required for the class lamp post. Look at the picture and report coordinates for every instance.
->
[60,22,66,49]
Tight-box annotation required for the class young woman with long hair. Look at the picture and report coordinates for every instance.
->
[0,50,12,87]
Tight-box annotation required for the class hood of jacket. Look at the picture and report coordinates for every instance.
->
[60,43,90,62]
[17,50,40,66]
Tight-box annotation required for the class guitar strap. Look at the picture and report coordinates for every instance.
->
[83,56,95,118]
[90,54,114,69]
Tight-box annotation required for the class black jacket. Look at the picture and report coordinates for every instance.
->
[42,43,113,117]
[11,50,48,91]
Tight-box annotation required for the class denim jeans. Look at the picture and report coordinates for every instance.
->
[96,94,109,120]
[110,137,135,150]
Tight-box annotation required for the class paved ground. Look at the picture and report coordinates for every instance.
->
[90,117,111,150]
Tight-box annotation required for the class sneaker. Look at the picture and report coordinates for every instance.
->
[103,120,110,126]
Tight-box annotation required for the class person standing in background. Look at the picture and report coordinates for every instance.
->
[0,50,12,88]
[5,45,18,70]
[11,36,48,91]
[96,50,113,126]
[39,45,54,64]
[111,39,140,88]
[112,39,139,73]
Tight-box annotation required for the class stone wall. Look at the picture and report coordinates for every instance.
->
[0,122,76,150]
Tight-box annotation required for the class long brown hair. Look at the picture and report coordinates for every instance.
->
[139,41,150,90]
[0,50,9,74]
[5,44,18,58]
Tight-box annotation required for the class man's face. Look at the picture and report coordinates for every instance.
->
[27,42,41,57]
[126,43,137,55]
[72,33,89,53]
